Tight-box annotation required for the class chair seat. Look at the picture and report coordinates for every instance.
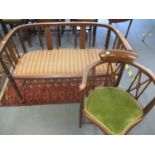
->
[13,49,110,78]
[84,87,143,135]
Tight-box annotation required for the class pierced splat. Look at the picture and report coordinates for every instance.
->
[104,62,124,86]
[127,70,152,99]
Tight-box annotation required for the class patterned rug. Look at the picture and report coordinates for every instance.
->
[0,77,112,107]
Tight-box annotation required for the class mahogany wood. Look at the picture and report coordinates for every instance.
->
[0,22,132,103]
[79,50,155,134]
[44,26,53,50]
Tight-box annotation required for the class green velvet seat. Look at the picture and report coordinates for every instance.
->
[84,87,143,135]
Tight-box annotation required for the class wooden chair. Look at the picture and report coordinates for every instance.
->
[0,19,32,47]
[79,50,155,134]
[105,19,133,49]
[0,19,26,34]
[0,31,2,40]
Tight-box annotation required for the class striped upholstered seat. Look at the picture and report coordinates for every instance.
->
[13,49,110,78]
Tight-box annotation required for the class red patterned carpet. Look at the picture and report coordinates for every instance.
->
[0,77,112,107]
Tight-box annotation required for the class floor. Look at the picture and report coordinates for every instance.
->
[0,19,155,135]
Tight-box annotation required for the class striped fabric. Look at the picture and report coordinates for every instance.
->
[13,49,109,78]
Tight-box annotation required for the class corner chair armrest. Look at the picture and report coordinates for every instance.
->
[79,59,103,91]
[79,84,86,92]
[79,59,104,105]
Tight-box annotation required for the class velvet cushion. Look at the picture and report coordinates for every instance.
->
[84,87,143,135]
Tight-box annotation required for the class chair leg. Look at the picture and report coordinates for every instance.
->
[18,31,27,53]
[9,24,14,29]
[89,26,92,48]
[57,26,61,47]
[125,19,133,38]
[73,26,77,48]
[60,19,65,36]
[27,36,32,47]
[105,21,113,49]
[27,29,33,47]
[0,58,24,103]
[61,26,65,35]
[79,103,83,128]
[105,28,111,49]
[0,32,3,40]
[0,21,8,34]
[112,36,117,49]
[92,26,97,47]
[15,22,32,48]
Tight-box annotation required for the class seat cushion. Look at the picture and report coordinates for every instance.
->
[13,49,110,78]
[84,87,143,135]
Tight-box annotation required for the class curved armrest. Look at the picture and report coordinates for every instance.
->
[79,59,103,92]
[79,84,86,91]
[79,50,138,93]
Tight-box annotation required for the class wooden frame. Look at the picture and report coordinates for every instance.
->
[0,22,132,103]
[79,50,155,134]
